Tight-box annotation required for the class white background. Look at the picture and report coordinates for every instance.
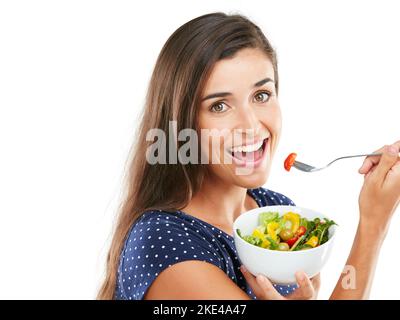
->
[0,0,399,299]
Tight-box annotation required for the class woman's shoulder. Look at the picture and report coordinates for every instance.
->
[128,209,210,238]
[117,210,224,300]
[248,187,296,207]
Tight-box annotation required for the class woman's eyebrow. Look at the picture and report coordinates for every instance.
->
[201,91,231,101]
[201,77,274,101]
[254,77,274,87]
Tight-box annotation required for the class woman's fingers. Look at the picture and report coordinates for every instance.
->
[240,266,284,300]
[359,141,400,174]
[286,271,315,300]
[255,275,285,300]
[370,145,400,185]
[385,159,400,189]
[311,273,321,294]
[240,265,263,297]
[240,266,319,300]
[364,165,376,180]
[358,145,384,174]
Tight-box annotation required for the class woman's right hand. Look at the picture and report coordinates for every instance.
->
[358,141,400,231]
[240,265,320,300]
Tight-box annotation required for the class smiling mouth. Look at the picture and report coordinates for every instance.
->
[229,137,269,163]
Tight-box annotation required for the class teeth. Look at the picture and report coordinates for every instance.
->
[231,139,265,153]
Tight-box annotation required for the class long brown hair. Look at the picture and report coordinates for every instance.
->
[97,12,279,299]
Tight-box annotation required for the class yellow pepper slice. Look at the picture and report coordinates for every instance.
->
[261,239,271,248]
[252,228,265,239]
[305,236,319,248]
[252,228,271,248]
[267,221,280,241]
[283,212,300,234]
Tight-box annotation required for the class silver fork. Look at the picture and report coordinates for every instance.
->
[293,153,383,172]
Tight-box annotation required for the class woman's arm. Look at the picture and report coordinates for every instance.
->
[329,221,387,299]
[145,260,251,299]
[145,260,317,300]
[330,142,400,299]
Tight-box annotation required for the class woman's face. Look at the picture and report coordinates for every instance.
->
[198,47,281,188]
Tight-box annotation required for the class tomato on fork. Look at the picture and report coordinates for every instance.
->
[284,153,297,171]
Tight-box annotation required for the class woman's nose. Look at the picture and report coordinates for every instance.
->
[235,106,261,133]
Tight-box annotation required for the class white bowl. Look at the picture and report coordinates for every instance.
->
[233,205,337,284]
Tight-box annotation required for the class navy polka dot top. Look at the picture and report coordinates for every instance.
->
[115,187,298,300]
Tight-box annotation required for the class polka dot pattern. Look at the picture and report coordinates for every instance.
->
[115,187,298,300]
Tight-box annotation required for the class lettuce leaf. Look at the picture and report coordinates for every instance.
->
[258,211,279,227]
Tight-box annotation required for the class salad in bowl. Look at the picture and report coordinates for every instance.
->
[233,205,337,284]
[237,211,336,251]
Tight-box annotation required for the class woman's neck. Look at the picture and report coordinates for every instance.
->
[181,173,259,229]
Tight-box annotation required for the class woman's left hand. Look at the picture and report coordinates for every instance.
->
[240,266,320,300]
[358,141,400,231]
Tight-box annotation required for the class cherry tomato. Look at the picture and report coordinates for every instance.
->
[279,228,294,241]
[296,226,307,237]
[284,153,297,171]
[286,236,299,248]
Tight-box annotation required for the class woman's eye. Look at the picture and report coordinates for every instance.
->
[210,102,228,113]
[253,91,271,103]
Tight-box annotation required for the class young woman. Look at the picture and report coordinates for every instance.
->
[97,12,400,300]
